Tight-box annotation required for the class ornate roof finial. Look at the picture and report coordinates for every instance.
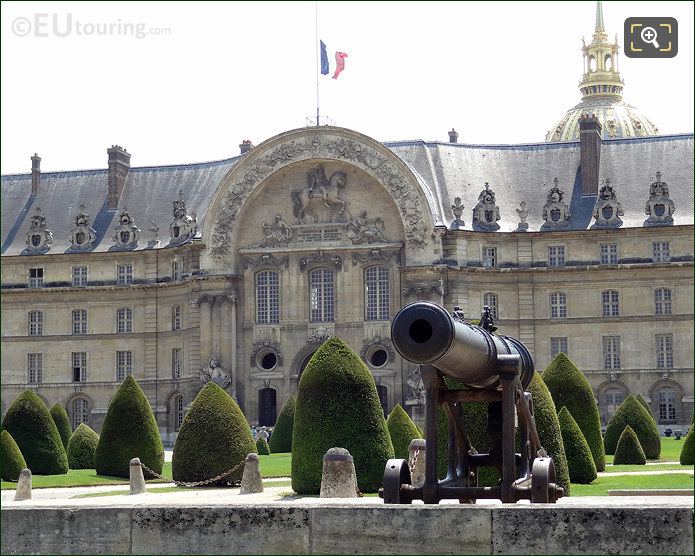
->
[595,1,605,33]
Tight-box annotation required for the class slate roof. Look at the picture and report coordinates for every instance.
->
[1,133,693,256]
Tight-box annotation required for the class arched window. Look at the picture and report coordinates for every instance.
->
[483,292,498,320]
[588,56,596,71]
[654,288,672,315]
[365,266,389,321]
[174,395,184,431]
[72,398,90,430]
[309,268,335,323]
[256,270,280,324]
[116,308,133,333]
[28,310,43,336]
[604,55,613,71]
[601,290,619,317]
[656,387,676,423]
[605,387,624,423]
[72,309,88,334]
[549,292,567,319]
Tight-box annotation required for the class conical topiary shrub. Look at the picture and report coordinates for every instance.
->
[0,430,27,481]
[292,337,394,494]
[613,425,646,465]
[558,406,597,484]
[604,395,660,459]
[67,423,100,469]
[542,353,605,471]
[172,383,256,485]
[94,375,164,478]
[386,404,421,460]
[680,424,694,466]
[636,394,652,416]
[256,436,270,455]
[2,390,68,475]
[269,395,296,453]
[49,404,72,452]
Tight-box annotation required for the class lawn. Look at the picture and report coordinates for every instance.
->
[604,437,685,464]
[571,473,694,496]
[604,463,687,473]
[73,479,294,498]
[1,453,292,490]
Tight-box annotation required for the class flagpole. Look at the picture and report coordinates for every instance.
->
[315,1,320,126]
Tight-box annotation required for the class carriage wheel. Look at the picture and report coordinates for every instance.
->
[531,457,556,503]
[382,459,412,504]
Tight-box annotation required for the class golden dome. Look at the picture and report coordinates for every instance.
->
[546,2,659,142]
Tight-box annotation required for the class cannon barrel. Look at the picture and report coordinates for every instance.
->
[391,301,534,389]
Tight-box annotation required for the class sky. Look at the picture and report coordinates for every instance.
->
[1,1,693,173]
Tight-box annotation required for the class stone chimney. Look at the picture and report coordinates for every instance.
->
[579,114,602,196]
[448,128,459,143]
[30,153,41,197]
[239,140,254,154]
[107,145,131,209]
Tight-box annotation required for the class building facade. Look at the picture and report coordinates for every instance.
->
[1,4,692,443]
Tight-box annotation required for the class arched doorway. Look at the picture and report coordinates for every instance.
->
[258,387,277,426]
[298,350,316,380]
[376,384,388,417]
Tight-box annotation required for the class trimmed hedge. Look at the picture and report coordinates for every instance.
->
[542,353,605,471]
[94,375,164,478]
[292,337,394,494]
[558,406,597,484]
[386,404,421,460]
[256,436,270,455]
[50,404,72,452]
[67,423,100,469]
[2,390,68,475]
[604,395,660,459]
[269,395,296,453]
[613,425,646,465]
[1,430,27,481]
[680,424,694,466]
[434,372,570,495]
[635,394,652,416]
[172,383,255,485]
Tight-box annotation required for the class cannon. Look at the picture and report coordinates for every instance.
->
[380,301,564,504]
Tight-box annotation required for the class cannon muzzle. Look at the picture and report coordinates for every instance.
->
[391,301,534,389]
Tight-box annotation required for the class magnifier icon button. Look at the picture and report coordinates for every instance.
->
[640,26,660,48]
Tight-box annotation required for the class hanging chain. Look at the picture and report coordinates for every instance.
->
[140,460,246,488]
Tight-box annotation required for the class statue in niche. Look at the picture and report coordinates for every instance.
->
[253,214,293,247]
[291,164,347,224]
[347,209,388,244]
[199,355,232,391]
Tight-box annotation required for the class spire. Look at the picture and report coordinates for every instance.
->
[595,1,605,33]
[578,1,623,101]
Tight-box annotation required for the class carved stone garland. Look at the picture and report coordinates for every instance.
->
[352,248,401,266]
[401,284,445,297]
[210,134,430,260]
[250,339,284,368]
[299,250,343,271]
[307,327,332,345]
[360,336,396,364]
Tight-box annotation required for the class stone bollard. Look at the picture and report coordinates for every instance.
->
[239,453,263,494]
[408,439,426,487]
[320,447,358,498]
[129,458,147,495]
[14,468,32,501]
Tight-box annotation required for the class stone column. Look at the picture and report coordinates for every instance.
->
[219,292,237,393]
[198,297,212,366]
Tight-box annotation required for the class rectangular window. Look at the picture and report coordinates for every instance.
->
[603,336,621,370]
[658,389,676,423]
[72,309,88,335]
[310,268,335,323]
[656,334,673,369]
[601,290,620,317]
[28,310,43,336]
[28,353,43,384]
[652,241,670,262]
[116,264,133,285]
[549,292,567,319]
[548,246,566,267]
[72,352,87,382]
[655,288,672,315]
[116,350,133,381]
[172,305,182,331]
[171,260,183,281]
[256,271,280,324]
[28,268,44,288]
[365,266,390,321]
[116,308,133,333]
[72,266,88,287]
[482,247,497,268]
[175,396,184,431]
[599,243,618,265]
[550,337,568,359]
[172,348,182,379]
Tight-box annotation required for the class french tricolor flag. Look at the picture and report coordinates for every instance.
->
[320,40,348,80]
